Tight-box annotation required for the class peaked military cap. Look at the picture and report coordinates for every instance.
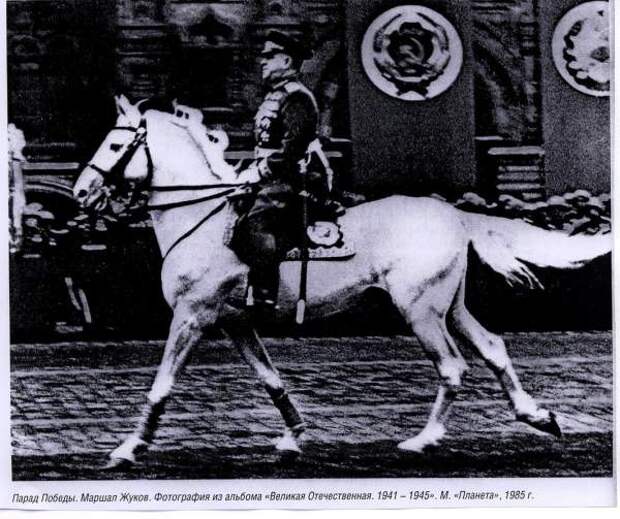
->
[261,29,312,61]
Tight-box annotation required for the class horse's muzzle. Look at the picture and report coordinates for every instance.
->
[73,166,107,208]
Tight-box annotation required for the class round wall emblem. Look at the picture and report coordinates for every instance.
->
[361,5,463,101]
[552,1,610,97]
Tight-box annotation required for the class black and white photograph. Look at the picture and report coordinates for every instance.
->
[2,0,615,509]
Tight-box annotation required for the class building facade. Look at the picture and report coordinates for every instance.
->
[6,0,611,339]
[7,0,610,198]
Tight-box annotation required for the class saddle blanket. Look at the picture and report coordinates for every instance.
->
[284,221,355,261]
[224,204,355,261]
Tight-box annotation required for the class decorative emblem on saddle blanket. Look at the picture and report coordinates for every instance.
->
[285,221,355,261]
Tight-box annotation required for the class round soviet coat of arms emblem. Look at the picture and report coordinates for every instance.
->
[361,5,463,101]
[552,1,610,97]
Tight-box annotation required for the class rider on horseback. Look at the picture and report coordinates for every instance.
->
[233,30,330,314]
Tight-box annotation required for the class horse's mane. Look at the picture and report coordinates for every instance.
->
[141,105,236,181]
[143,109,197,146]
[137,98,175,115]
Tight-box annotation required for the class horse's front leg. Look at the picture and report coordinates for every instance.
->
[224,322,305,453]
[106,304,213,468]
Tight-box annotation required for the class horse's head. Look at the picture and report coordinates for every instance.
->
[73,95,153,209]
[74,95,234,209]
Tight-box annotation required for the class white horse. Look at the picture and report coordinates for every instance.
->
[73,95,610,468]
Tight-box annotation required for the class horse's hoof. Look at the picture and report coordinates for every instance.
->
[517,411,563,438]
[397,438,428,453]
[546,412,563,438]
[274,431,302,453]
[398,423,445,453]
[104,435,147,469]
[102,457,134,470]
[397,433,443,453]
[275,436,302,453]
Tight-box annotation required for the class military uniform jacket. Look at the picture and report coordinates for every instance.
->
[254,75,319,188]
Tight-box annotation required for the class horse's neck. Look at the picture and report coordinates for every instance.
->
[150,198,229,259]
[146,113,236,207]
[144,112,237,259]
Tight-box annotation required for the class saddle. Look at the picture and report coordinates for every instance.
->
[224,188,356,323]
[224,190,355,261]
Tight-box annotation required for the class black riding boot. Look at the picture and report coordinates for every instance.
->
[237,218,282,314]
[248,258,280,309]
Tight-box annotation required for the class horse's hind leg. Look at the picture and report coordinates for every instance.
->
[448,280,561,437]
[224,323,305,453]
[106,305,213,468]
[385,256,469,452]
[397,309,469,452]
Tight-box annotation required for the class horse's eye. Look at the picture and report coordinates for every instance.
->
[110,143,123,152]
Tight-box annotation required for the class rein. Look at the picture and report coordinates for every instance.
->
[146,188,237,211]
[161,199,229,263]
[150,183,248,192]
[89,116,253,262]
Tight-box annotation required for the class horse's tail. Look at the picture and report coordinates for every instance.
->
[462,212,611,289]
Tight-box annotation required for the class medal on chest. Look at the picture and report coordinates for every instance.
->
[255,90,285,144]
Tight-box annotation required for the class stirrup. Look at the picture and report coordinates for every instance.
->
[251,300,280,315]
[245,285,279,310]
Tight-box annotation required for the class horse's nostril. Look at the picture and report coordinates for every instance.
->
[77,189,87,199]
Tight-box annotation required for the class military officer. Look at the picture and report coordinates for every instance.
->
[233,29,326,314]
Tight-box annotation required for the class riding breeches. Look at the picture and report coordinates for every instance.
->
[234,181,298,305]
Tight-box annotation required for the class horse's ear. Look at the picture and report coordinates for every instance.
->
[114,95,125,115]
[116,94,136,115]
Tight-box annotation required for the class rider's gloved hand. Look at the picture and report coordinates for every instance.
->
[236,163,262,184]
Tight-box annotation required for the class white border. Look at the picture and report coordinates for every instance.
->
[2,477,618,510]
[0,0,14,510]
[0,0,617,511]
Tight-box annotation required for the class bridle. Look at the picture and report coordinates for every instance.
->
[88,117,249,207]
[88,119,153,187]
[86,116,252,261]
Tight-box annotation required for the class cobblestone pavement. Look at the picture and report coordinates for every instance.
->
[10,332,613,479]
